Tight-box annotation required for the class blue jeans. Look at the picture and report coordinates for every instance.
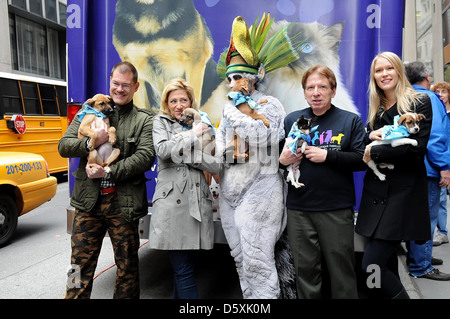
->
[408,178,440,277]
[436,187,448,235]
[168,250,199,299]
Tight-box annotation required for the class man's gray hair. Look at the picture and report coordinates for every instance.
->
[404,61,428,85]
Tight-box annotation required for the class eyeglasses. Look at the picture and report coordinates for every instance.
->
[111,81,132,92]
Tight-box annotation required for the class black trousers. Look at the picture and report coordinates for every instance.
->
[361,238,403,298]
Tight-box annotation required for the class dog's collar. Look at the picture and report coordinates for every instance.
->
[227,91,261,110]
[77,103,107,121]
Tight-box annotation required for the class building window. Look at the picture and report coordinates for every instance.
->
[416,0,434,77]
[58,2,66,26]
[10,0,26,10]
[443,0,450,81]
[29,0,43,17]
[9,14,63,79]
[45,0,57,22]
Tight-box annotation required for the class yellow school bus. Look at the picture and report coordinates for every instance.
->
[0,72,68,175]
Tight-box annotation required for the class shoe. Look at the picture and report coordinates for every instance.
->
[416,269,450,281]
[432,257,443,265]
[433,232,449,246]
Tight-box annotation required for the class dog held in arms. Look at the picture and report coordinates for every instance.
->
[179,107,219,186]
[179,107,216,156]
[225,76,270,162]
[364,112,425,181]
[77,94,120,174]
[284,115,316,188]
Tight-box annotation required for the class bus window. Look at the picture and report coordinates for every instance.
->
[0,78,23,115]
[21,81,41,115]
[0,73,68,175]
[56,86,66,117]
[39,84,58,115]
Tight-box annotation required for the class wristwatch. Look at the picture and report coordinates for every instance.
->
[86,138,91,151]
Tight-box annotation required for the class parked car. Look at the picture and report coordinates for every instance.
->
[0,152,57,246]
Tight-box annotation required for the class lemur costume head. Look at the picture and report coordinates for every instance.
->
[217,13,302,89]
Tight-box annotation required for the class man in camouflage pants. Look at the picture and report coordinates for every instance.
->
[59,62,155,298]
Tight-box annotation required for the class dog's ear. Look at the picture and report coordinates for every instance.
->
[107,96,114,106]
[86,98,95,107]
[416,113,426,122]
[397,115,407,126]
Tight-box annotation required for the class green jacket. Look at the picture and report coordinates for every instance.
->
[58,101,155,221]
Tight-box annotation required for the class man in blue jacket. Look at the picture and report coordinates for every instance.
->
[405,61,450,280]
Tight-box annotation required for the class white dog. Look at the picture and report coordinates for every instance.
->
[209,183,220,220]
[365,112,425,181]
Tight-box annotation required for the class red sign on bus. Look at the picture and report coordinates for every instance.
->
[9,115,27,134]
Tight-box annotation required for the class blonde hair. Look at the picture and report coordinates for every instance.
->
[159,78,198,117]
[367,52,420,129]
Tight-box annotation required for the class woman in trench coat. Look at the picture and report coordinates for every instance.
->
[149,78,221,298]
[355,52,432,299]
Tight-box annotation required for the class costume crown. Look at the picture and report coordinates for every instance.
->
[217,13,302,81]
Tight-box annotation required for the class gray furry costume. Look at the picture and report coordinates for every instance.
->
[216,90,296,298]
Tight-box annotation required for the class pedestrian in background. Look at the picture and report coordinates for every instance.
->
[356,52,432,298]
[405,61,450,281]
[431,81,450,246]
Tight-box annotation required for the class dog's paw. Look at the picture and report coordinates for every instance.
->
[257,98,268,105]
[90,167,98,175]
[377,174,386,181]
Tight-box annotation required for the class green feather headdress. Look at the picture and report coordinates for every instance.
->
[217,13,303,80]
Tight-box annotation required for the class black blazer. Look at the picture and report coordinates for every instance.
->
[355,94,432,241]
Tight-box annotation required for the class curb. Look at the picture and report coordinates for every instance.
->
[397,244,423,299]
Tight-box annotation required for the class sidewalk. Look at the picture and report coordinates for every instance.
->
[401,239,450,299]
[397,197,450,299]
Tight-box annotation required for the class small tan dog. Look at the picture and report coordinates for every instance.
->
[77,94,120,173]
[226,77,269,161]
[364,112,425,181]
[179,108,215,156]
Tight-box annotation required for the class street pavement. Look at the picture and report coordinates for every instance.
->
[2,180,450,300]
[398,198,450,299]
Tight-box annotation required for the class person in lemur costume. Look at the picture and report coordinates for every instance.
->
[215,14,300,298]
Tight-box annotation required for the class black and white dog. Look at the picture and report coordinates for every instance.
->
[285,115,317,188]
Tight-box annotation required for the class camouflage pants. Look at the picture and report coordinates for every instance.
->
[66,193,140,299]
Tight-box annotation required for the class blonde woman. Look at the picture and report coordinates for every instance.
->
[355,52,433,298]
[149,78,220,298]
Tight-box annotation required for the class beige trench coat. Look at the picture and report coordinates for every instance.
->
[149,114,221,250]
